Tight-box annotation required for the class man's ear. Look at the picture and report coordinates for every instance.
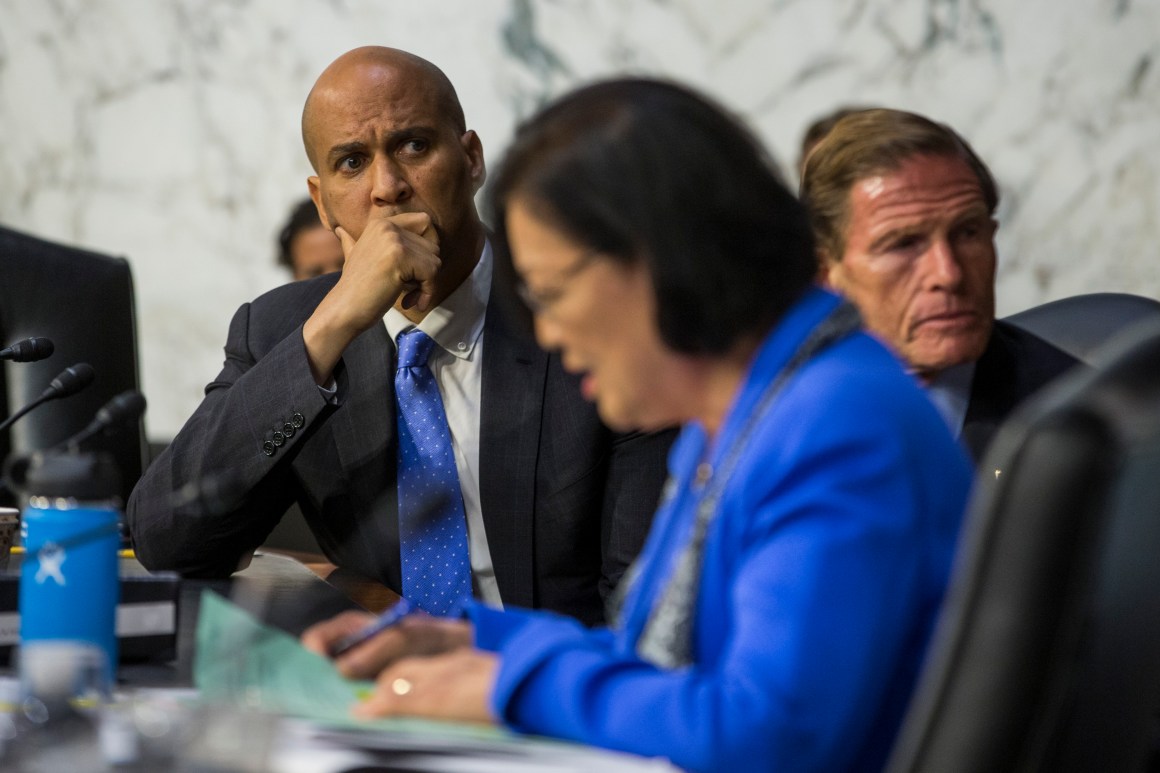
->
[307,177,332,230]
[461,130,487,193]
[816,248,839,288]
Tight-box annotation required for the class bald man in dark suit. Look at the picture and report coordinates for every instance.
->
[127,47,672,625]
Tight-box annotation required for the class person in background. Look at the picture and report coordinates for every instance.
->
[276,198,345,281]
[801,108,1080,462]
[127,47,673,626]
[302,78,971,773]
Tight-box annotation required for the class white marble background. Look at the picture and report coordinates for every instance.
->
[0,0,1157,439]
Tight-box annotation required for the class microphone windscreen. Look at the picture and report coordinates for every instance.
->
[4,337,54,362]
[170,473,240,517]
[46,363,96,399]
[94,390,146,428]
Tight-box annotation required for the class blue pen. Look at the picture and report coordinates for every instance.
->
[329,597,414,657]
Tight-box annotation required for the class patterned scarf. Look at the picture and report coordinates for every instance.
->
[623,301,862,668]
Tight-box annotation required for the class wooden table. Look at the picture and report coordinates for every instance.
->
[258,547,402,614]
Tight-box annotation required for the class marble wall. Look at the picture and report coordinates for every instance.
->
[1,0,1157,438]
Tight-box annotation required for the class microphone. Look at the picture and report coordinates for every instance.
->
[0,363,96,434]
[0,337,54,362]
[62,390,147,452]
[169,473,242,517]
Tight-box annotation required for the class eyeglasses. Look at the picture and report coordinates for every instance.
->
[515,249,600,316]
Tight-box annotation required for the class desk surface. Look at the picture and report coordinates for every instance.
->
[1,553,681,772]
[175,551,371,687]
[2,551,368,688]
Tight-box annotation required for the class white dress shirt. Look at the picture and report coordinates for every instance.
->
[385,241,502,607]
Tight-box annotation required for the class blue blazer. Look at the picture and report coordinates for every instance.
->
[471,288,973,772]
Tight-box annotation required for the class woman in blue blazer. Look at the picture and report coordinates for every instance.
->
[304,78,973,773]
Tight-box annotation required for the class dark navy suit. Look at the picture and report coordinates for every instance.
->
[961,320,1081,462]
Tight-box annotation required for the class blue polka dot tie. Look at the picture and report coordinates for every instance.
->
[394,329,472,616]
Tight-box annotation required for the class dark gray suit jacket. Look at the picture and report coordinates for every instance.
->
[960,320,1082,463]
[127,271,674,625]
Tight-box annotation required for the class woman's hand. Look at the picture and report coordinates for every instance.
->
[301,610,474,680]
[353,648,500,725]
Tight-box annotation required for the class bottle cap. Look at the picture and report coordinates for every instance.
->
[10,451,121,501]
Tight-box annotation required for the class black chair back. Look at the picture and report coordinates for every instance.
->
[0,225,146,505]
[1004,292,1160,364]
[887,321,1160,773]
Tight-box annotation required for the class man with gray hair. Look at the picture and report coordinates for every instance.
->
[800,108,1079,462]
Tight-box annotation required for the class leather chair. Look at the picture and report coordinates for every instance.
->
[1004,292,1160,364]
[886,321,1160,772]
[0,225,147,505]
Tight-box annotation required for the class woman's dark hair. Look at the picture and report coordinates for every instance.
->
[488,78,816,355]
[276,198,324,270]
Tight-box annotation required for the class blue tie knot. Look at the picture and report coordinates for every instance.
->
[397,329,436,369]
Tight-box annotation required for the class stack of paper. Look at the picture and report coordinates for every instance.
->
[194,591,681,773]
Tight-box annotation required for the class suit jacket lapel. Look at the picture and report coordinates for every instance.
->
[331,321,402,588]
[962,324,1018,462]
[479,279,546,609]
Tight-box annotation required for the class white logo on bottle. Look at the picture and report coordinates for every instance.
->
[35,542,67,586]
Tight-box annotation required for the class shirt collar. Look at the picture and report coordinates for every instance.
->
[386,239,492,361]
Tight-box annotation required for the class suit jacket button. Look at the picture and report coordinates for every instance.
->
[262,441,276,457]
[272,431,286,447]
[282,422,296,438]
[291,412,305,429]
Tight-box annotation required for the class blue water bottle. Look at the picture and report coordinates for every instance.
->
[16,450,121,696]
